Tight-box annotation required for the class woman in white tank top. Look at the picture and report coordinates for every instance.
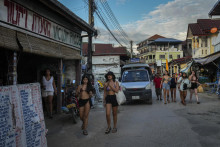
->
[42,69,57,119]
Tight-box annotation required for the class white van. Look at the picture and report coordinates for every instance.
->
[120,63,153,104]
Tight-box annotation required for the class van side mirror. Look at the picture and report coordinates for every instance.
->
[118,77,121,82]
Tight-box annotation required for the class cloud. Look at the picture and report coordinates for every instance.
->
[124,0,217,42]
[93,0,217,54]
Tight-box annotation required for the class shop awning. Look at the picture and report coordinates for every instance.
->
[180,61,193,73]
[193,51,220,65]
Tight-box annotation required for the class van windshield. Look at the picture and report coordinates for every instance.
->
[122,70,149,82]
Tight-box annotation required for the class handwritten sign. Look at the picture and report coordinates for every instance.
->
[0,83,47,147]
[0,0,81,48]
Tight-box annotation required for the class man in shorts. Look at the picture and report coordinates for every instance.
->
[153,73,162,100]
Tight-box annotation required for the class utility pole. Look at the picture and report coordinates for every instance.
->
[87,0,94,76]
[130,40,133,59]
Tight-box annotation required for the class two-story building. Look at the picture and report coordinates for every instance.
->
[186,19,220,58]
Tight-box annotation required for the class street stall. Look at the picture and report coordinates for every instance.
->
[192,51,220,93]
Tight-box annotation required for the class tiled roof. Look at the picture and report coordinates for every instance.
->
[137,34,165,45]
[82,43,127,56]
[189,19,220,36]
[147,34,165,41]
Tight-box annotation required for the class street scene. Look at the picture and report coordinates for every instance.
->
[0,0,220,147]
[46,89,220,147]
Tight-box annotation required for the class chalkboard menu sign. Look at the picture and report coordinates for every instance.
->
[0,83,47,147]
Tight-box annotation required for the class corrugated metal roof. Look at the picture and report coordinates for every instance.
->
[193,51,220,65]
[154,38,182,43]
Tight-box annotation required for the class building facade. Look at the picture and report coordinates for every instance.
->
[83,43,128,81]
[187,19,220,58]
[0,0,95,112]
[137,35,183,74]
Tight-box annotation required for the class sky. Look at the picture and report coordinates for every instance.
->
[59,0,218,49]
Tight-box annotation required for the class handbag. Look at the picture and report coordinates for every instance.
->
[115,87,126,105]
[187,81,191,89]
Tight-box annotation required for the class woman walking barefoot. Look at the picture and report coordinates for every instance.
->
[161,70,171,104]
[103,72,119,134]
[189,71,200,104]
[76,75,93,135]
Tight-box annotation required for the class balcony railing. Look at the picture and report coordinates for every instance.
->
[140,59,156,64]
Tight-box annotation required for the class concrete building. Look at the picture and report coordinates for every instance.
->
[186,19,220,58]
[137,35,183,74]
[83,43,128,81]
[0,0,96,112]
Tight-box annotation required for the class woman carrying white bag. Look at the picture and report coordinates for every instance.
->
[103,71,120,134]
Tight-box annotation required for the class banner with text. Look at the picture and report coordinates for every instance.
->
[0,0,81,48]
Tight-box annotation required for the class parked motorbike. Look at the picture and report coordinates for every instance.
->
[65,86,79,124]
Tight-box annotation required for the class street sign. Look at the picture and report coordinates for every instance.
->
[130,58,140,62]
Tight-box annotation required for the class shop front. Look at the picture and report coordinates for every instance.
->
[0,0,95,113]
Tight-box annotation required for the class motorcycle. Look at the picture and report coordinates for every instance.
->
[65,86,79,124]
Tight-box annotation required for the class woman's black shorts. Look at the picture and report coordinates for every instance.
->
[106,95,118,107]
[78,98,91,107]
[190,83,198,89]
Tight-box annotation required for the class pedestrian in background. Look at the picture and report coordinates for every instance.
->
[189,70,200,104]
[178,72,190,106]
[170,73,177,102]
[153,73,162,100]
[76,75,93,135]
[42,69,57,119]
[161,70,170,104]
[103,71,119,134]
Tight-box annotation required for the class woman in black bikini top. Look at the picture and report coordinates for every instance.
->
[189,70,200,104]
[76,75,93,135]
[103,71,119,134]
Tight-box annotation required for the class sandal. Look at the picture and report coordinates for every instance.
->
[105,127,111,134]
[112,128,117,133]
[81,124,84,130]
[83,130,88,135]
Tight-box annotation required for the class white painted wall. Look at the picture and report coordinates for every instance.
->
[84,55,121,80]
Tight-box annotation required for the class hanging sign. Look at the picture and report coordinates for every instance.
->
[0,0,81,48]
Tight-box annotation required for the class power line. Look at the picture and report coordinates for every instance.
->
[95,1,129,45]
[101,0,130,41]
[82,0,128,47]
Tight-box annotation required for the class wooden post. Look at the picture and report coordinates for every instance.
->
[75,60,81,86]
[8,51,17,85]
[57,59,62,114]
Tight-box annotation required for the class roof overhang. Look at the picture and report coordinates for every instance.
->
[193,51,220,65]
[209,0,220,17]
[39,0,96,34]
